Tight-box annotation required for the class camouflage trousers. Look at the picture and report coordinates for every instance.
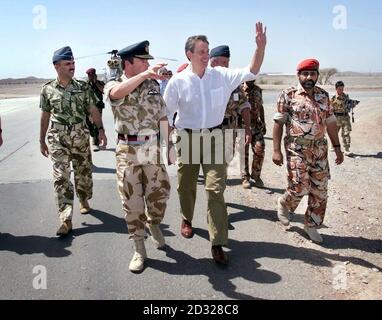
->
[280,139,330,227]
[85,108,103,146]
[242,130,265,179]
[116,140,170,241]
[47,125,93,223]
[336,115,352,151]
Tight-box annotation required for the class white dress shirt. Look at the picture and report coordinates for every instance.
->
[163,65,257,129]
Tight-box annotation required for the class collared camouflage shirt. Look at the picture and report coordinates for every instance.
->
[40,78,98,125]
[331,93,350,114]
[105,74,166,135]
[274,85,336,140]
[243,83,264,128]
[224,85,250,118]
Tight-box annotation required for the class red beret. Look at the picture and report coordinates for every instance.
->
[86,68,96,74]
[177,63,189,73]
[296,59,320,72]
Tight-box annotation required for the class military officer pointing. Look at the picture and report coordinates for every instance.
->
[39,46,107,236]
[105,41,171,273]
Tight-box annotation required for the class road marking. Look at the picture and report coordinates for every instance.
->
[0,141,29,163]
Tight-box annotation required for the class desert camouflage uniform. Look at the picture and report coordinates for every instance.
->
[274,85,336,227]
[242,83,265,180]
[105,75,170,241]
[331,93,351,151]
[40,78,96,222]
[86,80,105,146]
[222,86,250,164]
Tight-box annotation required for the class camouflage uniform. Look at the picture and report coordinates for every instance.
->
[40,78,96,223]
[274,85,336,227]
[105,75,170,241]
[222,86,250,164]
[86,80,105,146]
[331,94,351,151]
[242,83,265,180]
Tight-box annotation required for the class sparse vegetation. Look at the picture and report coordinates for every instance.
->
[318,68,338,85]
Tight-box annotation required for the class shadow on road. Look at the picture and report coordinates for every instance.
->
[347,152,382,159]
[92,165,116,174]
[0,232,73,257]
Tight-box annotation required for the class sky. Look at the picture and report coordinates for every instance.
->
[0,0,381,79]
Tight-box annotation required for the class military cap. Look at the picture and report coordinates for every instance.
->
[210,45,230,58]
[52,46,74,64]
[86,68,96,75]
[118,41,154,60]
[335,81,345,88]
[296,58,320,72]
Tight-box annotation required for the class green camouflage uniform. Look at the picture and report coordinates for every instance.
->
[40,78,97,223]
[105,75,170,241]
[274,85,336,227]
[242,83,265,180]
[331,93,351,151]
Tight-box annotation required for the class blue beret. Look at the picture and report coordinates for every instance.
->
[210,45,230,58]
[118,41,154,60]
[52,46,74,64]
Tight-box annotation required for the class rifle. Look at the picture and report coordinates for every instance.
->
[346,99,360,123]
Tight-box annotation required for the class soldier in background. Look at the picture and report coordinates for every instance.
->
[39,46,107,236]
[242,80,266,188]
[86,68,105,152]
[272,58,344,244]
[209,45,251,169]
[105,41,170,273]
[331,81,358,156]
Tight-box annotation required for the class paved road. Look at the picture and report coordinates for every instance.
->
[0,95,331,300]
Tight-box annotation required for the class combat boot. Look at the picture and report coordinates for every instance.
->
[56,220,73,236]
[129,240,147,273]
[79,200,91,215]
[304,226,323,244]
[277,197,291,226]
[242,178,251,189]
[147,224,165,249]
[344,147,353,157]
[253,177,264,188]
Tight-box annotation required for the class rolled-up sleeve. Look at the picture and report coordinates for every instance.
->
[222,66,257,93]
[39,89,51,112]
[273,91,289,124]
[104,81,124,108]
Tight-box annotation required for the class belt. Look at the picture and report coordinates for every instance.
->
[288,136,327,147]
[117,134,156,145]
[51,122,85,131]
[334,112,348,116]
[183,125,223,133]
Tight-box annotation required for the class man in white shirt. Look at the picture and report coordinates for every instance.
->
[163,22,267,265]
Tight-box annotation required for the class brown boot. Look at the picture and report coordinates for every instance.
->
[80,200,91,215]
[56,220,73,236]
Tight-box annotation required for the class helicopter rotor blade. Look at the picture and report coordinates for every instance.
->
[155,56,179,62]
[75,52,109,60]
